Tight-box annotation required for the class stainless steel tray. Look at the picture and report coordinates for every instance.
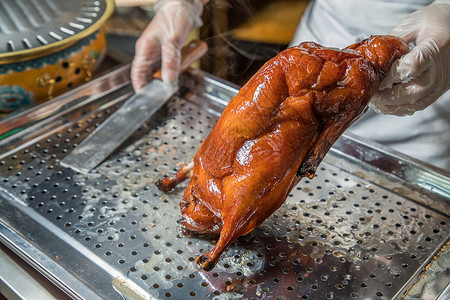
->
[0,64,449,300]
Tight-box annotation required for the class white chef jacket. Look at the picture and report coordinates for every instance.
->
[290,0,450,171]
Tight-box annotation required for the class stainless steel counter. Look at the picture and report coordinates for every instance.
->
[0,64,449,299]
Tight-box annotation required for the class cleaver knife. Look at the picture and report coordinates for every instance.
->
[60,40,207,174]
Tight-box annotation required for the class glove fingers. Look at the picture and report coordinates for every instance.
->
[130,0,204,91]
[398,43,435,78]
[375,93,435,116]
[380,45,433,90]
[131,37,162,91]
[131,57,161,91]
[161,44,181,83]
[372,70,435,115]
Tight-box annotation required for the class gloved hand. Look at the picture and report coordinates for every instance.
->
[371,0,450,116]
[131,0,205,91]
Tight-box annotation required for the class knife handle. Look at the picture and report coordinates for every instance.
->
[153,40,208,80]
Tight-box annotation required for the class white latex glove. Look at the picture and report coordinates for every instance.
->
[131,0,204,91]
[371,0,450,116]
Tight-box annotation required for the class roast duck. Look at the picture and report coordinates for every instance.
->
[156,35,409,271]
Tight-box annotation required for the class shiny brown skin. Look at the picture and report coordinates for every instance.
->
[158,36,408,271]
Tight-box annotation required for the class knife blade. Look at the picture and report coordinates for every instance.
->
[60,40,207,173]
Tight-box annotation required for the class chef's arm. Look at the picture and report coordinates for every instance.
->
[131,0,210,91]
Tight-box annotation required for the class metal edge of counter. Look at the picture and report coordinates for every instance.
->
[0,185,125,300]
[0,223,101,300]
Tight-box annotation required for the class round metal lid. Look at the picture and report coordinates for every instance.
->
[0,0,114,64]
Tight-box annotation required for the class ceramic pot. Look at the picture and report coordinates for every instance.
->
[0,0,114,113]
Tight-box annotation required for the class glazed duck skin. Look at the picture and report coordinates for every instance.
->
[156,36,408,271]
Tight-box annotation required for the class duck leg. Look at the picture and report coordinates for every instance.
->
[155,161,194,192]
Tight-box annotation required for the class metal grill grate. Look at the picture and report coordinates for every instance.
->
[0,80,449,299]
[0,0,106,53]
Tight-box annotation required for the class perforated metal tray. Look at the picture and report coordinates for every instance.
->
[0,65,449,300]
